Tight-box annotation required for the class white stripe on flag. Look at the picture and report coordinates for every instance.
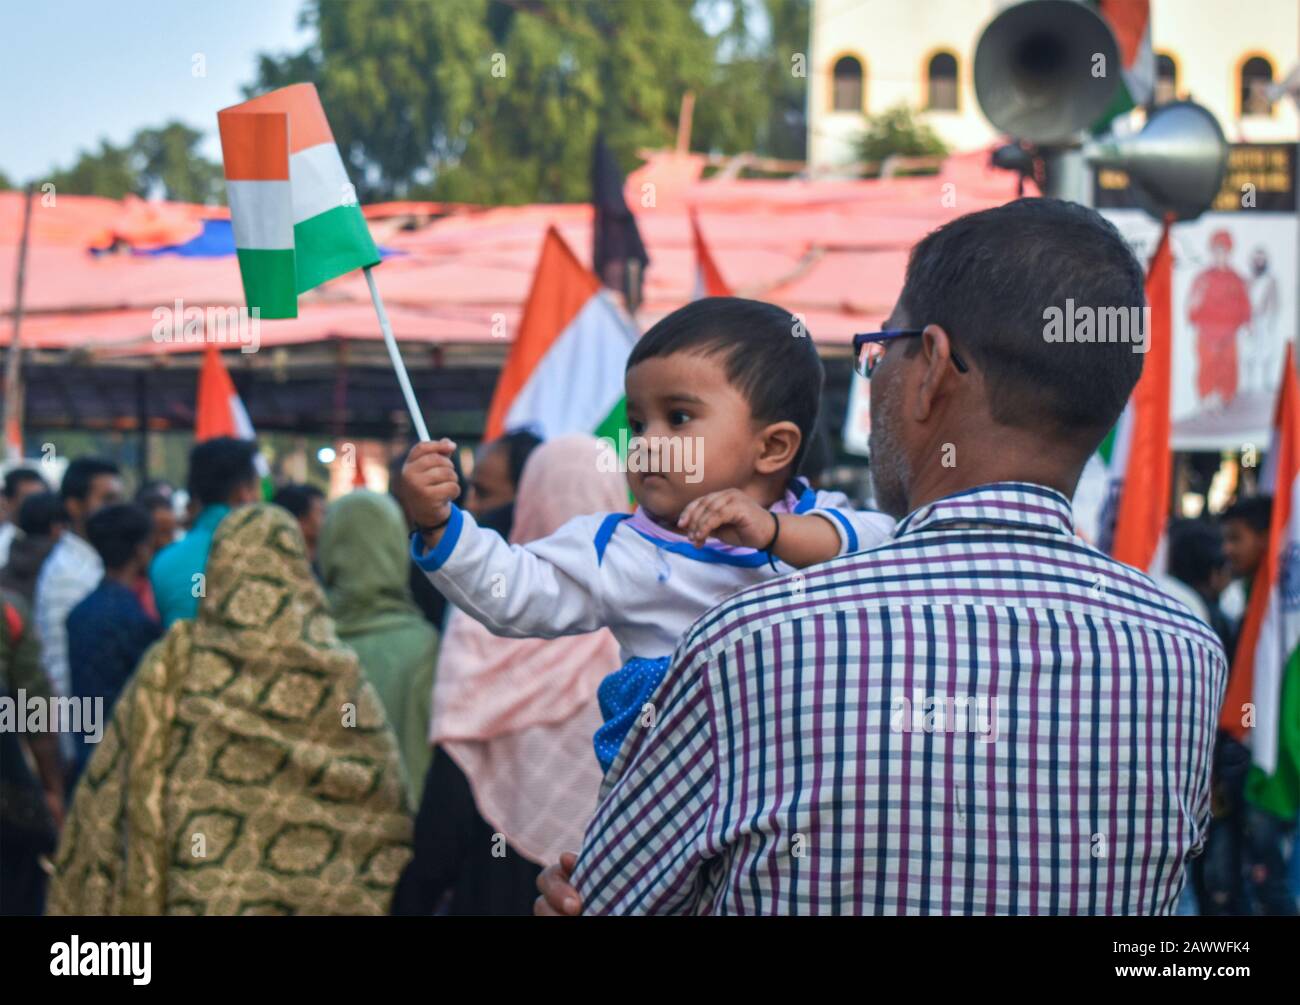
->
[502,291,635,438]
[290,142,355,225]
[226,181,294,250]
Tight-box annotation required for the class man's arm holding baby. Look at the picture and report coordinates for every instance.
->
[399,439,608,638]
[676,487,893,567]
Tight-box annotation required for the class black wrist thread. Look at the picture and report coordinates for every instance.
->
[764,512,781,571]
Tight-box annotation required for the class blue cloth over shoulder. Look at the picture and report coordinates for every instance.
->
[593,655,672,772]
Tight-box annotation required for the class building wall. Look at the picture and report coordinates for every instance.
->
[808,0,1300,170]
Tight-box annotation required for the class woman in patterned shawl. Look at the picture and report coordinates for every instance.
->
[47,504,412,915]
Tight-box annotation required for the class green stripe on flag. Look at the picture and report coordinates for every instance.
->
[235,248,298,319]
[1093,79,1137,135]
[594,396,634,505]
[1246,646,1300,820]
[594,395,628,447]
[293,204,380,294]
[1097,425,1117,467]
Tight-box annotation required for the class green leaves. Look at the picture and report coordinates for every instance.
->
[44,123,223,203]
[854,105,949,172]
[249,0,811,203]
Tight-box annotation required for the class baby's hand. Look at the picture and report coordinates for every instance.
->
[677,489,777,549]
[400,439,460,530]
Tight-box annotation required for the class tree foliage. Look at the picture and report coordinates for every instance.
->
[44,123,224,202]
[853,105,948,171]
[250,0,811,203]
[31,0,811,206]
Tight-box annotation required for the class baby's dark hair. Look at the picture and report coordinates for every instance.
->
[626,297,823,474]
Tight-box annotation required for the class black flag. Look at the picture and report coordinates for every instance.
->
[591,134,649,312]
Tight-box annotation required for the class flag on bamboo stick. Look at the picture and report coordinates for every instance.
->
[484,227,638,442]
[691,212,732,298]
[1106,219,1173,572]
[1220,344,1300,820]
[217,83,379,319]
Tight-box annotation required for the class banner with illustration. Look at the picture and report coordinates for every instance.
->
[1097,142,1297,451]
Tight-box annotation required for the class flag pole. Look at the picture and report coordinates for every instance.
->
[364,265,430,442]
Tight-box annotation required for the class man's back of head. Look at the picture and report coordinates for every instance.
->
[188,438,260,510]
[868,197,1148,518]
[59,457,123,536]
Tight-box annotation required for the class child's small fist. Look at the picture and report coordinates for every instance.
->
[400,438,460,529]
[676,488,776,549]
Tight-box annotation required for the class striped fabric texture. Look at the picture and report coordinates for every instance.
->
[572,482,1227,915]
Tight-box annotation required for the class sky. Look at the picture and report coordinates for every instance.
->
[0,0,312,183]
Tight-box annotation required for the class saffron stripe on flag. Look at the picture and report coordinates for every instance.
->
[217,111,291,181]
[226,83,335,153]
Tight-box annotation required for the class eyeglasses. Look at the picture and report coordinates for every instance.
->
[852,328,970,379]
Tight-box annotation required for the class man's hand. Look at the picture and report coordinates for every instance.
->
[400,439,460,535]
[534,852,583,916]
[677,488,776,549]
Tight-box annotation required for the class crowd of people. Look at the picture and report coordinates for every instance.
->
[0,198,1296,915]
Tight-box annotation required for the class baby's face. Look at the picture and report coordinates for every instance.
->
[623,350,762,522]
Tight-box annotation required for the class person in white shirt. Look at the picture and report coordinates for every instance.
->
[34,457,123,702]
[0,467,48,568]
[402,297,895,771]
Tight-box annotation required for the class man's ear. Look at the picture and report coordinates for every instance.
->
[912,324,959,422]
[754,421,802,476]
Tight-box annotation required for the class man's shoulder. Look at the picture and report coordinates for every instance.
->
[152,526,206,577]
[34,537,81,598]
[677,526,1226,669]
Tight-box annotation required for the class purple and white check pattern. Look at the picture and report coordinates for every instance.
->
[571,482,1227,915]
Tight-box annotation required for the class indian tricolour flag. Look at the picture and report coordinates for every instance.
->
[484,226,638,442]
[1098,220,1173,572]
[196,345,272,494]
[217,83,379,319]
[1091,0,1155,130]
[1221,343,1300,821]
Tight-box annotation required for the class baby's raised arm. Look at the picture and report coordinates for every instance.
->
[401,440,608,638]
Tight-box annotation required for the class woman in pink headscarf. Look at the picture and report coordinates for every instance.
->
[391,434,626,916]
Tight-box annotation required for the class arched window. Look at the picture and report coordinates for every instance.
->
[926,51,959,111]
[832,55,864,112]
[1154,52,1177,105]
[1240,55,1275,116]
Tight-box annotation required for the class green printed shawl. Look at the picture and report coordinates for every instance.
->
[47,504,412,915]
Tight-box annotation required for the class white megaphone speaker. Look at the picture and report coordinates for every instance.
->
[1084,101,1229,221]
[974,0,1120,144]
